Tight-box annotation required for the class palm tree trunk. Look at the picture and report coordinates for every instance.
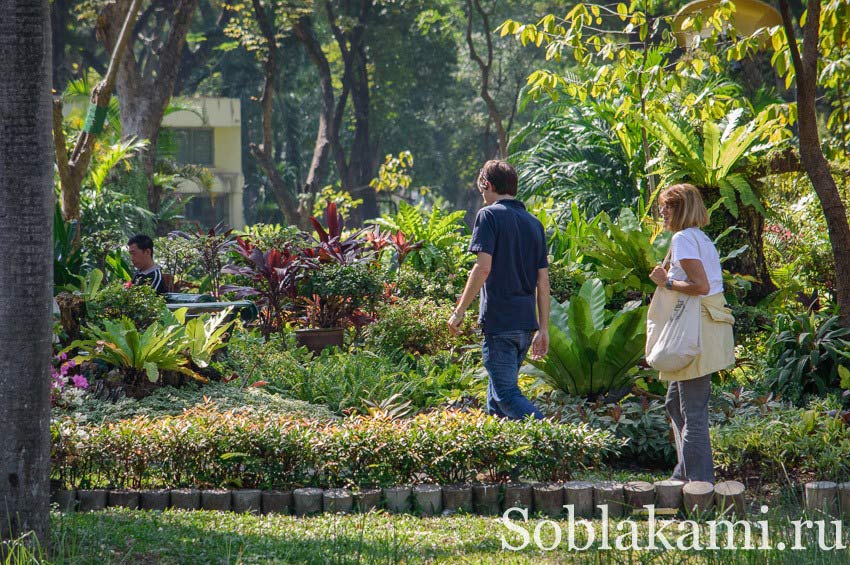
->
[0,0,54,545]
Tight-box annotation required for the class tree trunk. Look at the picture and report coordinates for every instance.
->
[248,0,303,228]
[703,185,776,302]
[349,40,378,222]
[292,16,335,214]
[325,0,378,226]
[54,0,143,223]
[465,0,508,158]
[0,0,53,545]
[780,0,850,326]
[98,0,200,213]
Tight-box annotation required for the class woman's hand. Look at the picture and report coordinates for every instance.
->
[649,265,668,286]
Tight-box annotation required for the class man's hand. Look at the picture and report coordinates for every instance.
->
[447,310,465,335]
[531,329,549,360]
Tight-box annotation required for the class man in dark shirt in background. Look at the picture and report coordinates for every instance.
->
[128,234,167,294]
[448,160,550,420]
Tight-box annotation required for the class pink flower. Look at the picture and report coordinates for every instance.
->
[124,281,133,289]
[71,375,88,390]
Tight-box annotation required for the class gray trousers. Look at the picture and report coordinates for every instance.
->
[665,375,714,483]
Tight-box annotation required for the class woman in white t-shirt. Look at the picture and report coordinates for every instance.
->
[648,183,735,484]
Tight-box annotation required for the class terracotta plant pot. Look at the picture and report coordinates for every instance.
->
[295,328,344,354]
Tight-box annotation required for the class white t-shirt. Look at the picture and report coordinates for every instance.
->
[669,227,724,296]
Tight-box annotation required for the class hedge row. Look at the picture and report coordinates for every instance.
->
[52,405,623,490]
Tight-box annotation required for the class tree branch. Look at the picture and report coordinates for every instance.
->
[465,0,506,157]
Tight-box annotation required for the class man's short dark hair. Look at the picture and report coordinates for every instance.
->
[480,160,518,196]
[128,234,155,257]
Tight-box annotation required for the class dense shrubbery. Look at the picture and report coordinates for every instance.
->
[51,407,621,490]
[763,313,850,406]
[86,282,166,329]
[365,298,478,355]
[225,332,481,414]
[538,393,675,466]
[712,398,850,482]
[52,381,336,424]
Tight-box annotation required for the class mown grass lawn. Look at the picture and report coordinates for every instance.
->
[45,504,850,564]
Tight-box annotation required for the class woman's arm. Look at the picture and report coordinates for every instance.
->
[649,259,709,296]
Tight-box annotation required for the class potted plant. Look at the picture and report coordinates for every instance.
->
[221,238,315,341]
[295,262,382,353]
[294,202,381,353]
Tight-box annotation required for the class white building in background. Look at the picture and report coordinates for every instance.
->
[162,97,245,229]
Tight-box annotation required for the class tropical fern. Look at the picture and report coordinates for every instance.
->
[643,109,778,217]
[512,102,642,218]
[89,137,149,192]
[373,201,468,271]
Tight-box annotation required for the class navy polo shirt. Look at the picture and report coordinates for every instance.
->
[468,199,548,334]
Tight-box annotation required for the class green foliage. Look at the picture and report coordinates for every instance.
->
[364,298,477,355]
[584,208,666,296]
[763,313,850,406]
[237,223,305,253]
[712,398,850,482]
[527,279,647,401]
[54,206,84,290]
[547,261,581,303]
[373,201,469,273]
[86,282,167,329]
[538,393,675,466]
[168,222,237,296]
[168,307,235,369]
[642,109,777,217]
[52,406,620,489]
[302,263,382,310]
[512,103,641,217]
[299,262,384,328]
[392,266,464,302]
[51,381,335,425]
[225,333,480,415]
[67,318,201,385]
[312,187,363,219]
[370,151,415,196]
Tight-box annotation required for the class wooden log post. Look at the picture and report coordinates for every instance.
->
[413,484,442,516]
[837,483,850,519]
[683,481,714,516]
[323,488,353,514]
[805,481,838,517]
[624,481,655,515]
[170,488,201,510]
[293,487,324,516]
[533,483,565,518]
[353,488,382,513]
[563,481,594,518]
[714,481,746,518]
[654,480,685,511]
[503,483,533,513]
[594,481,625,519]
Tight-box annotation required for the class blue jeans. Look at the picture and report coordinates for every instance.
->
[482,330,544,420]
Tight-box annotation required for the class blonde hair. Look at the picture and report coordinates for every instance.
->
[659,183,709,232]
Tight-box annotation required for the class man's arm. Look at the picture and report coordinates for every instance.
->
[531,267,550,359]
[447,252,492,334]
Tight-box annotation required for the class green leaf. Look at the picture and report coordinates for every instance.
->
[577,279,606,331]
[839,365,850,390]
[144,362,159,383]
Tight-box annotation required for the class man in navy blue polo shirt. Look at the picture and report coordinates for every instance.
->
[448,160,549,420]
